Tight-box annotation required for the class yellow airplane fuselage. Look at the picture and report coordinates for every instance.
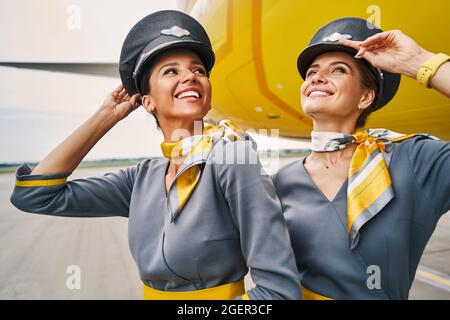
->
[192,0,450,139]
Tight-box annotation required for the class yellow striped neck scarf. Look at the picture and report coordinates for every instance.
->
[160,120,253,223]
[311,128,438,250]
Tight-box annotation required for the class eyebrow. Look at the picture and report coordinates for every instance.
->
[159,62,178,71]
[159,60,205,71]
[308,61,353,71]
[191,59,204,66]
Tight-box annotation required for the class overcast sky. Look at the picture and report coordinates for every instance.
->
[0,0,309,163]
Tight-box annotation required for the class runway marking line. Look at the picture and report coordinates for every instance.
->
[415,266,450,292]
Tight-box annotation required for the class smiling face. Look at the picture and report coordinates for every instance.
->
[141,48,212,129]
[301,51,376,129]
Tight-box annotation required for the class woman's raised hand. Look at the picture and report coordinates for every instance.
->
[101,84,141,121]
[339,30,433,79]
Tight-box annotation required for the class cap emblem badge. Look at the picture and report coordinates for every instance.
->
[322,32,352,42]
[161,26,191,38]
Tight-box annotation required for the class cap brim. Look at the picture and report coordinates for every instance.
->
[133,39,215,94]
[297,43,358,79]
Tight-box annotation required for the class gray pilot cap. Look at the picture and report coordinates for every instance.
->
[119,10,215,95]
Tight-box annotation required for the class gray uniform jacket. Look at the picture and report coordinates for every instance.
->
[272,136,450,299]
[11,140,300,300]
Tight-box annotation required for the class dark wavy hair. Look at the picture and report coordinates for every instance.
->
[353,57,379,129]
[139,62,160,128]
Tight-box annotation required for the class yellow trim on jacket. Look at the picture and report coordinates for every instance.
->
[16,178,67,187]
[301,286,332,300]
[143,279,246,300]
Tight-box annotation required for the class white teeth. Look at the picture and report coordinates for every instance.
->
[177,90,200,99]
[309,91,331,97]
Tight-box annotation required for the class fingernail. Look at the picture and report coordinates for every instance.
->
[355,49,364,58]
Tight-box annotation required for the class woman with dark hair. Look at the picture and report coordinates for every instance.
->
[272,17,449,300]
[10,10,300,300]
